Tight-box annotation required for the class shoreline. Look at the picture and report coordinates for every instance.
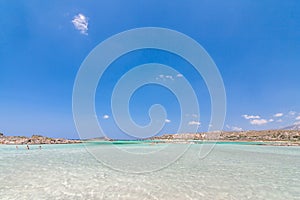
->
[1,140,299,146]
[0,134,81,145]
[81,139,300,146]
[1,129,299,146]
[149,130,300,146]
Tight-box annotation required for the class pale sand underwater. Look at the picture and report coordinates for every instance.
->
[0,142,299,200]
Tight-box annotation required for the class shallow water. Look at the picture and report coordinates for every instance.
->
[0,143,299,199]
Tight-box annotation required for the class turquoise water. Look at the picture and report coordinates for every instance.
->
[0,143,299,199]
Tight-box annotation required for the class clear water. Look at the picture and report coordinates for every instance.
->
[0,143,299,199]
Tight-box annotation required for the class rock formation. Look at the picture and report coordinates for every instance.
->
[151,130,300,145]
[0,133,81,145]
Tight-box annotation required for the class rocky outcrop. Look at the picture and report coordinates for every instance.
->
[218,130,300,141]
[0,134,81,145]
[151,130,300,142]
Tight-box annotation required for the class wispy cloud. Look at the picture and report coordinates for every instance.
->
[242,111,300,127]
[185,114,198,118]
[72,13,89,35]
[232,126,243,131]
[188,121,201,126]
[165,119,171,123]
[156,74,186,81]
[289,111,296,116]
[274,113,283,117]
[165,75,173,80]
[250,119,268,125]
[226,124,243,131]
[103,115,109,119]
[156,74,174,81]
[242,114,260,119]
[191,114,198,118]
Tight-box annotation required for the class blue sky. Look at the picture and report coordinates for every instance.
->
[1,0,300,139]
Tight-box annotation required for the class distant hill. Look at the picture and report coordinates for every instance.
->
[151,130,300,143]
[282,124,300,131]
[0,134,82,145]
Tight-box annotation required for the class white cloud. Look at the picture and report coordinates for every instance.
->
[156,74,174,81]
[157,74,186,81]
[226,124,243,131]
[232,126,243,131]
[72,13,89,35]
[242,115,260,120]
[296,116,300,121]
[165,75,174,80]
[250,119,268,125]
[274,113,283,117]
[188,121,201,126]
[289,111,296,116]
[269,119,274,122]
[165,119,171,123]
[276,119,283,123]
[185,114,198,118]
[103,115,109,119]
[191,114,198,118]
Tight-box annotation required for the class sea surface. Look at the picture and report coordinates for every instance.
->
[0,142,299,200]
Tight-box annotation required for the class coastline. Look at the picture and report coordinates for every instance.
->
[0,133,81,145]
[1,129,299,146]
[146,139,300,146]
[149,130,300,146]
